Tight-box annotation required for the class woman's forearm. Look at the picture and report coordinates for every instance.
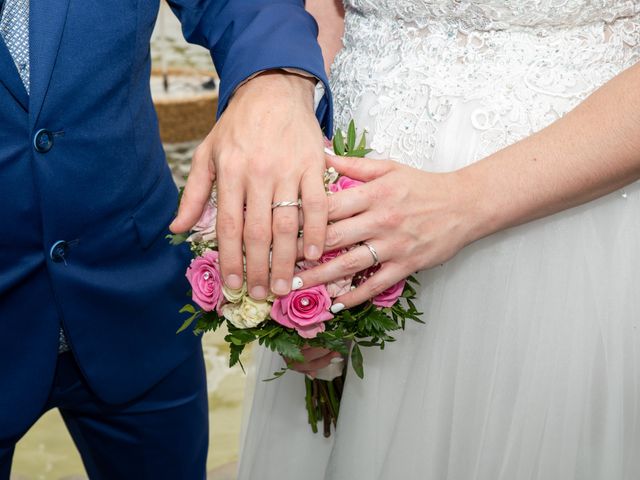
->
[306,0,345,76]
[463,61,640,244]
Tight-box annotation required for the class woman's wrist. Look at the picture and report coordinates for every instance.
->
[450,165,504,248]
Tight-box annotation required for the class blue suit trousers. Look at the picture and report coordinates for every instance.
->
[0,344,209,480]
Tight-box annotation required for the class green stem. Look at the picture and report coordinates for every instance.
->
[326,381,340,422]
[305,376,318,433]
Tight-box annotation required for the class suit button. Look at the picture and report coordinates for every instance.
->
[34,129,54,153]
[50,240,69,263]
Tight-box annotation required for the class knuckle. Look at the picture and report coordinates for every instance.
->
[377,208,401,229]
[192,144,209,163]
[382,159,397,171]
[339,254,362,272]
[273,216,299,236]
[303,195,328,212]
[244,223,271,242]
[303,223,325,240]
[250,162,271,179]
[218,164,235,180]
[247,266,270,282]
[216,212,240,237]
[368,282,388,298]
[327,195,340,216]
[219,257,243,274]
[325,226,343,247]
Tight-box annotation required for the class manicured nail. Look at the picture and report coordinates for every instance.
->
[292,276,303,290]
[226,274,242,290]
[330,303,345,314]
[272,279,289,296]
[306,245,321,260]
[330,357,344,364]
[324,147,336,156]
[250,286,267,300]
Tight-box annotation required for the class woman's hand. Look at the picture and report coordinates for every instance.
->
[293,154,484,310]
[288,346,343,378]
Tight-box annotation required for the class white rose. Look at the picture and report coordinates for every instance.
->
[221,302,246,329]
[239,297,271,328]
[222,282,247,303]
[222,297,270,329]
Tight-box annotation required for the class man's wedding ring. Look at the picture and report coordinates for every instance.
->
[272,200,302,210]
[362,242,380,266]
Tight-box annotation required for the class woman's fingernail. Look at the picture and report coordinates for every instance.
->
[306,245,321,260]
[292,276,304,290]
[272,279,289,295]
[250,286,267,300]
[324,147,336,156]
[330,303,345,314]
[330,357,344,364]
[226,274,242,289]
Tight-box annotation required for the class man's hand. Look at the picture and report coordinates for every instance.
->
[170,71,328,300]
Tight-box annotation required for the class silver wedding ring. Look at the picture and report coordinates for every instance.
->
[362,242,380,266]
[271,200,302,210]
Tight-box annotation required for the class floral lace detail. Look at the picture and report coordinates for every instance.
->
[331,2,640,170]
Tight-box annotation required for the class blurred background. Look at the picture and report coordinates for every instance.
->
[11,4,248,479]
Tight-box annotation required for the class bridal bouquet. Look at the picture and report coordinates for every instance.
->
[169,122,423,437]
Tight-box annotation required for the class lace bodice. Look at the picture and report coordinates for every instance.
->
[331,1,640,170]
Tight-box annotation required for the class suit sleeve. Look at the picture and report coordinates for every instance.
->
[166,0,333,135]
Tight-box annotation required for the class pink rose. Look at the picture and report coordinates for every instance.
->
[271,285,334,339]
[319,249,346,263]
[187,200,217,243]
[372,279,406,308]
[185,251,223,311]
[355,265,406,307]
[329,175,364,193]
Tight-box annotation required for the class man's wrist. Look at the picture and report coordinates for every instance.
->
[231,70,319,112]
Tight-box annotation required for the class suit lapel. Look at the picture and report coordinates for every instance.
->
[29,0,71,128]
[0,40,28,110]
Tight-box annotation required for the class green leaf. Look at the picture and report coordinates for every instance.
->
[229,343,245,368]
[347,120,357,151]
[263,366,289,382]
[348,148,373,158]
[225,328,256,346]
[333,129,346,156]
[363,308,400,334]
[264,335,305,362]
[179,304,196,314]
[192,311,225,336]
[357,131,368,151]
[351,344,364,379]
[167,232,189,245]
[176,311,199,334]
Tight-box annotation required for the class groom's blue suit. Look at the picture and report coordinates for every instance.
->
[0,0,330,476]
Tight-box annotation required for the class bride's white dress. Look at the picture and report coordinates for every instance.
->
[238,1,640,479]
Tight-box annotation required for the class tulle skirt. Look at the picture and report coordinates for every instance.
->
[238,63,640,480]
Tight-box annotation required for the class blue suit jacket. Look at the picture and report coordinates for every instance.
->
[0,0,331,439]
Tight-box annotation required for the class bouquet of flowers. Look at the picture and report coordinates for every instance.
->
[169,121,423,437]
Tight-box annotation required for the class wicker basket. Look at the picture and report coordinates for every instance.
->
[151,67,219,144]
